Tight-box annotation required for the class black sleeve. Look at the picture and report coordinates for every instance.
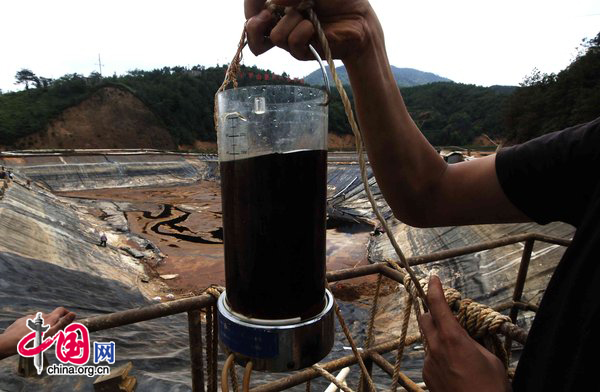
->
[495,117,600,227]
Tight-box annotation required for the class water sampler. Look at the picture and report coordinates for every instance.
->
[215,52,334,372]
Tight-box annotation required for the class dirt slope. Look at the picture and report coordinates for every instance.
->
[15,87,175,150]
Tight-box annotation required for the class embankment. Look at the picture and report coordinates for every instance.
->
[1,150,217,191]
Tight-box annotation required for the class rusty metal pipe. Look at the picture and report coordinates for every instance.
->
[368,352,423,392]
[250,336,421,392]
[494,301,539,313]
[188,310,205,392]
[401,233,569,267]
[504,239,535,354]
[326,263,381,282]
[80,293,216,332]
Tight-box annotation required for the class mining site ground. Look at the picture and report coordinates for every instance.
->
[57,182,377,299]
[0,150,574,391]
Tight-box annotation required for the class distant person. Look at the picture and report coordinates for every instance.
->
[0,307,76,360]
[99,233,107,247]
[7,170,13,181]
[245,1,600,390]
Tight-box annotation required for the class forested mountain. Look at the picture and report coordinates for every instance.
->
[504,32,600,143]
[0,65,302,146]
[304,65,451,87]
[403,83,515,146]
[1,31,598,149]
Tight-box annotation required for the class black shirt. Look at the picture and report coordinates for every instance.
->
[496,117,600,390]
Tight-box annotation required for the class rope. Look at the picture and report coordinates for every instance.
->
[230,358,240,392]
[204,285,224,300]
[434,285,511,340]
[243,361,253,392]
[204,285,222,392]
[206,305,214,392]
[359,274,382,392]
[424,281,511,368]
[213,0,429,304]
[298,4,429,308]
[214,2,520,388]
[365,274,383,350]
[311,364,355,392]
[222,354,236,392]
[326,282,377,392]
[391,279,415,392]
[213,26,247,131]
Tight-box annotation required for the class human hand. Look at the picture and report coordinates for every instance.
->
[244,0,381,62]
[418,276,510,392]
[0,307,76,359]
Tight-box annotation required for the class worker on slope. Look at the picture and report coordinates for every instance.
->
[100,232,108,247]
[244,1,600,391]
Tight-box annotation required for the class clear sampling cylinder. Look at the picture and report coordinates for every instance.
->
[217,85,328,321]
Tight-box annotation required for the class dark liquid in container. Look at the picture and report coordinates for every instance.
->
[220,149,327,320]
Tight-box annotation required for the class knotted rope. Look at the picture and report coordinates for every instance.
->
[204,285,225,300]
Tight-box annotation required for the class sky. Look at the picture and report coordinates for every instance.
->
[0,0,598,92]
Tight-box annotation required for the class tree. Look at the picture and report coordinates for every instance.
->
[39,77,53,89]
[15,69,39,90]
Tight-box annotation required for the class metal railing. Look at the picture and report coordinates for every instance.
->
[78,232,571,392]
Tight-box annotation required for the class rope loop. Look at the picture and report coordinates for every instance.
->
[456,298,511,338]
[204,285,224,300]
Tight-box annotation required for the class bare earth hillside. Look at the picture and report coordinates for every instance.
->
[15,87,175,150]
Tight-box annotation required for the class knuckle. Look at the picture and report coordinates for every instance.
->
[426,341,440,357]
[439,323,465,344]
[288,34,305,52]
[248,43,264,56]
[269,30,287,48]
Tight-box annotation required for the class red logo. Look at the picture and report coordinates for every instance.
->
[17,313,90,373]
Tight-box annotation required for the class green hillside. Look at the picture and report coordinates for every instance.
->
[0,65,302,146]
[504,32,600,143]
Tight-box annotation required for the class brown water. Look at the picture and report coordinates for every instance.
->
[220,150,327,319]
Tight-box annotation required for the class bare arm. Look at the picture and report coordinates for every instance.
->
[245,0,529,228]
[342,12,528,227]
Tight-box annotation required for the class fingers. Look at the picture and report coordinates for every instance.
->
[426,275,455,325]
[245,0,266,19]
[288,19,315,60]
[269,10,315,60]
[270,9,304,50]
[47,312,76,337]
[418,312,437,348]
[45,307,76,337]
[246,10,277,56]
[246,4,315,59]
[245,0,303,19]
[43,307,69,324]
[270,0,303,6]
